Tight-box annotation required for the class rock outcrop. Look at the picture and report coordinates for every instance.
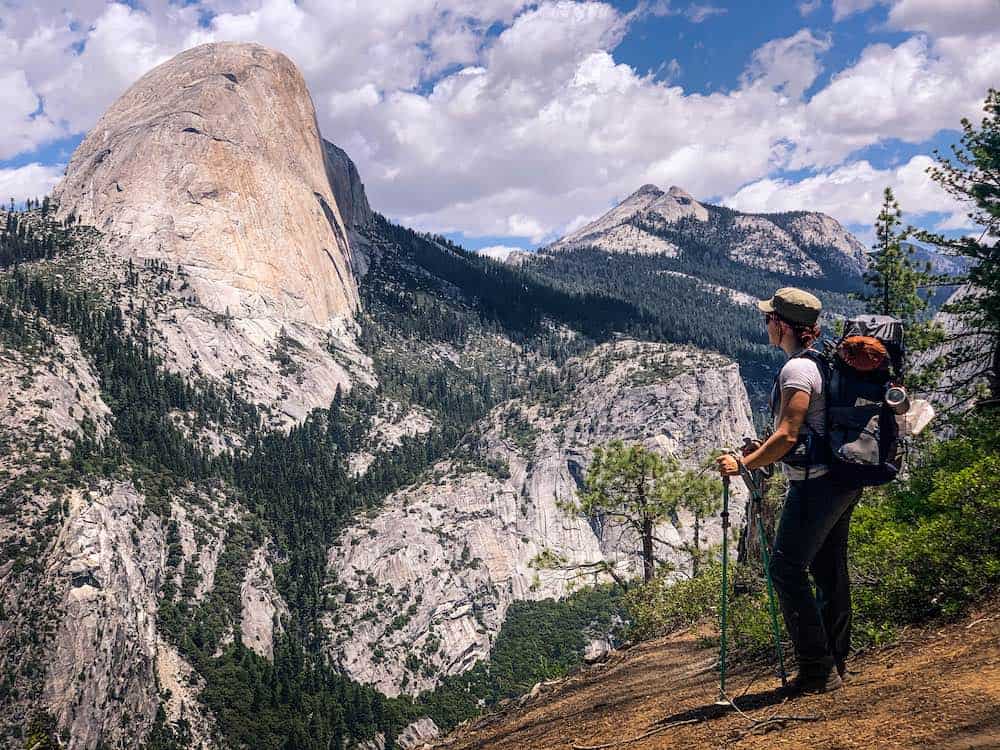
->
[728,215,822,277]
[324,140,373,233]
[918,284,996,415]
[347,401,435,477]
[546,185,703,256]
[397,718,441,749]
[325,340,753,696]
[53,42,358,329]
[542,183,868,279]
[50,44,376,425]
[240,545,289,660]
[44,483,165,750]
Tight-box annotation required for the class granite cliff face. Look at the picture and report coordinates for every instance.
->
[324,140,374,234]
[50,43,375,426]
[325,340,753,696]
[54,42,357,329]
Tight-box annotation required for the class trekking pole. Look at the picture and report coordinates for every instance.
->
[755,499,788,687]
[716,476,731,706]
[739,464,788,688]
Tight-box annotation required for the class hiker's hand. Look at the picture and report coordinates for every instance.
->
[716,453,742,476]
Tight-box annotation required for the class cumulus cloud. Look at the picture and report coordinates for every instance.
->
[742,29,832,99]
[797,0,823,16]
[0,0,997,246]
[0,163,65,202]
[722,155,968,230]
[0,70,60,160]
[833,0,1000,35]
[886,0,1000,38]
[797,31,1000,167]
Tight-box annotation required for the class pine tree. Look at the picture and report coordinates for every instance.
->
[676,461,722,578]
[570,441,682,583]
[859,188,936,327]
[915,88,1000,405]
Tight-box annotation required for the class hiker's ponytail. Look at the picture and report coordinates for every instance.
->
[790,321,821,349]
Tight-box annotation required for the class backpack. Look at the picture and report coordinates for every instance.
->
[775,315,906,487]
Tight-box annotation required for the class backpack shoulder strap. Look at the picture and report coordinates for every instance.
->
[771,347,830,418]
[785,347,830,435]
[780,348,829,388]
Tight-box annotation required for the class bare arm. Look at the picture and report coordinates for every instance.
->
[717,388,809,475]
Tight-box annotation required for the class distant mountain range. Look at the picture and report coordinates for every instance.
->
[540,183,869,282]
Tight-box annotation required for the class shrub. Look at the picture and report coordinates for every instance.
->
[851,413,1000,639]
[625,562,782,659]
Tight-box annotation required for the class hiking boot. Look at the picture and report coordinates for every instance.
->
[836,659,851,683]
[785,669,843,695]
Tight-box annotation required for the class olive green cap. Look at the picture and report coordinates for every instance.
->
[758,287,822,325]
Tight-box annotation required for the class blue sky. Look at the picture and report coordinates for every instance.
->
[1,0,997,252]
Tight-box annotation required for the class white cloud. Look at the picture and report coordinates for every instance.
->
[797,31,1000,167]
[832,0,1000,35]
[887,0,1000,37]
[831,0,882,21]
[0,163,65,202]
[741,29,832,99]
[0,0,997,248]
[723,154,968,230]
[685,4,727,23]
[0,70,60,160]
[797,0,823,16]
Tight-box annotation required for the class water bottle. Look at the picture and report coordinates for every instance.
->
[885,385,909,415]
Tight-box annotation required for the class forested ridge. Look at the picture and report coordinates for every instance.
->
[525,205,871,406]
[0,209,636,749]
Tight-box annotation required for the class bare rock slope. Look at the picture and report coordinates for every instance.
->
[325,340,754,696]
[54,42,357,329]
[542,183,867,279]
[52,42,376,425]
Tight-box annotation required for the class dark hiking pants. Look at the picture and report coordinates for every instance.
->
[768,474,862,675]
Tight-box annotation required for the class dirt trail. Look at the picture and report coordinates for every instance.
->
[436,603,1000,750]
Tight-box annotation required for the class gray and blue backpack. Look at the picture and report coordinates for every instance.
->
[776,314,906,487]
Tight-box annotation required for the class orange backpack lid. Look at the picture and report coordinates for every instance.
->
[838,335,888,372]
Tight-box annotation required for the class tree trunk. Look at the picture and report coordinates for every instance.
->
[692,513,701,578]
[989,339,1000,403]
[642,516,654,583]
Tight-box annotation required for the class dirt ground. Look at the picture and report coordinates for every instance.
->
[435,603,1000,750]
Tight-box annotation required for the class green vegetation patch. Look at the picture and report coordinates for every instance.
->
[415,585,623,731]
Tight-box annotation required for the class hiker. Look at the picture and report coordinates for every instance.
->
[716,287,861,694]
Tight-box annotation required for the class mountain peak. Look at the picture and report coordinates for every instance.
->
[544,183,708,255]
[631,183,664,198]
[53,41,358,328]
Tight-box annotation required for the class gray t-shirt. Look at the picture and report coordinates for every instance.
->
[774,351,827,480]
